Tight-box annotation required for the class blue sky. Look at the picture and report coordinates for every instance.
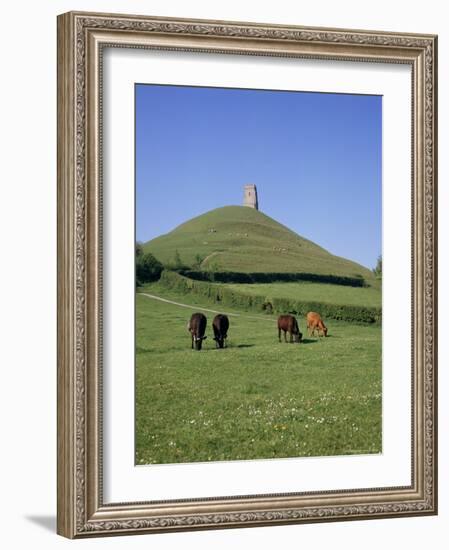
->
[136,84,382,269]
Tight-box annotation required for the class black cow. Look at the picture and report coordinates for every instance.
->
[277,314,302,343]
[212,314,229,349]
[187,313,207,350]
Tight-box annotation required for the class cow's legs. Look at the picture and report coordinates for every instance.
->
[278,327,281,342]
[284,330,287,343]
[191,335,194,349]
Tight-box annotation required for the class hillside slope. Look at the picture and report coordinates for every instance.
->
[143,206,374,280]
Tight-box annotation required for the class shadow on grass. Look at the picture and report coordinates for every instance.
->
[305,334,338,340]
[232,344,256,349]
[278,339,317,345]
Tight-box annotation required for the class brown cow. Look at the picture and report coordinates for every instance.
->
[306,311,328,337]
[278,314,302,343]
[212,314,230,349]
[187,312,207,350]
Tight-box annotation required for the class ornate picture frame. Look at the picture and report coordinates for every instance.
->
[57,11,437,538]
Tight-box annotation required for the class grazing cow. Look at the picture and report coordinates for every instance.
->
[306,311,328,337]
[277,314,302,343]
[212,314,230,349]
[187,313,207,350]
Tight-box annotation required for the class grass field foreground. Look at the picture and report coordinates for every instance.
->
[135,285,382,465]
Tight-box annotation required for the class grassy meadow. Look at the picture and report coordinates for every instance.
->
[226,281,381,308]
[135,284,382,465]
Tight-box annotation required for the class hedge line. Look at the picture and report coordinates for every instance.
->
[159,271,381,324]
[178,270,366,287]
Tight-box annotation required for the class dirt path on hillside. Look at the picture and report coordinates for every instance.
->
[200,251,220,268]
[138,292,276,323]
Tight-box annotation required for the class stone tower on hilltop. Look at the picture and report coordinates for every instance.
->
[243,184,258,210]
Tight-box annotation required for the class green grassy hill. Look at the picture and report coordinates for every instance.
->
[143,206,374,281]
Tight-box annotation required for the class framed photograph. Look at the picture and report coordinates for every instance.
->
[57,11,438,538]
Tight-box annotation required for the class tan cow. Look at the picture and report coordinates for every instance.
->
[306,311,328,337]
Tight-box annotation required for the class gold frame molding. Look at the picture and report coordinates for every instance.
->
[57,11,438,538]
